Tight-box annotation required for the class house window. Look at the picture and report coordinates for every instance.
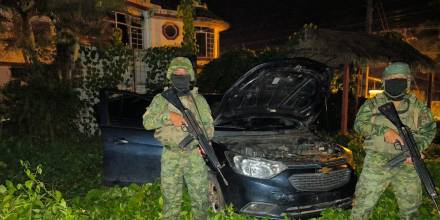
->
[112,12,143,49]
[195,27,214,59]
[162,23,179,40]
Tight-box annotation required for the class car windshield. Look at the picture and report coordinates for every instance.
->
[216,116,302,131]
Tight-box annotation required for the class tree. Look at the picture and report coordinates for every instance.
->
[45,0,125,79]
[0,0,125,78]
[0,0,126,139]
[0,0,42,63]
[177,0,198,55]
[197,49,258,93]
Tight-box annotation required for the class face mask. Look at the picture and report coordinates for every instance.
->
[384,78,408,100]
[171,74,191,94]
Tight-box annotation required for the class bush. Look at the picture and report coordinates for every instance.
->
[1,64,83,140]
[197,49,258,94]
[0,161,265,220]
[0,161,76,220]
[197,48,288,94]
[72,183,163,219]
[0,136,102,198]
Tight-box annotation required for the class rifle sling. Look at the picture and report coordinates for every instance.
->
[179,135,195,149]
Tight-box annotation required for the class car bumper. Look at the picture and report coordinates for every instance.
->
[220,167,357,219]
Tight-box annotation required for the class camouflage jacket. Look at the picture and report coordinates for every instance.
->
[142,87,214,149]
[354,93,436,155]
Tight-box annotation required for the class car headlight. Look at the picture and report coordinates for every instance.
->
[225,151,287,179]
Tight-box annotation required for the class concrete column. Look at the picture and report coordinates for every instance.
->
[215,29,220,58]
[142,10,152,49]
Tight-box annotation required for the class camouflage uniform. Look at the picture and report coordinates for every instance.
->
[350,63,436,220]
[143,57,214,220]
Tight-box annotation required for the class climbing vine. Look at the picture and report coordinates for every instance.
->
[177,0,198,54]
[78,43,133,135]
[142,47,187,93]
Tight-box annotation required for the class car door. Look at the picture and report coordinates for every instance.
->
[98,90,163,185]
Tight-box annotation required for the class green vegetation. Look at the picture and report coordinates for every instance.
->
[1,121,437,215]
[197,48,287,94]
[142,47,188,94]
[1,134,440,219]
[1,65,84,140]
[0,137,266,219]
[0,137,102,199]
[177,0,198,55]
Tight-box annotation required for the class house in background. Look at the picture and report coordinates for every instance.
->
[115,0,229,93]
[114,0,229,65]
[0,0,230,88]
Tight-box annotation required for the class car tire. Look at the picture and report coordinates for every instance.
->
[208,171,225,212]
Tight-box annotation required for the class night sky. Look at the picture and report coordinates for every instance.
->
[155,0,439,50]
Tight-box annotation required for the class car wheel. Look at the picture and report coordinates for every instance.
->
[208,171,225,212]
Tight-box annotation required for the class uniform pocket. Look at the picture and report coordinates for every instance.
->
[155,126,188,147]
[364,136,401,154]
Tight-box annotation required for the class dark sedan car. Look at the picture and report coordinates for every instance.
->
[99,58,357,219]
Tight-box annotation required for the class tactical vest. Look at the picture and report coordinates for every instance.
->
[153,89,204,150]
[363,93,420,155]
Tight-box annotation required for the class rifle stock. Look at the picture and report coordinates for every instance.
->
[378,102,439,214]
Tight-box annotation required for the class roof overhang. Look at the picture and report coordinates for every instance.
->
[286,29,436,73]
[194,18,230,32]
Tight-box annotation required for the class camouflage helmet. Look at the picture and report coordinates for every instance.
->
[166,57,195,81]
[381,62,411,80]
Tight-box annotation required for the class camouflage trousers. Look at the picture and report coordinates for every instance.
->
[161,147,208,220]
[350,153,422,220]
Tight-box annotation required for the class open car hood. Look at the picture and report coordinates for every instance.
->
[215,58,331,126]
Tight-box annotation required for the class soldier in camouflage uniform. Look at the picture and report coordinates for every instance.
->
[143,57,214,220]
[350,62,437,220]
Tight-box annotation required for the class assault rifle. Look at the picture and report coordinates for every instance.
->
[162,88,228,186]
[378,102,440,215]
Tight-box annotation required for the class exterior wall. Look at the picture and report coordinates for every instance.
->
[149,16,184,47]
[146,13,226,71]
[0,47,25,65]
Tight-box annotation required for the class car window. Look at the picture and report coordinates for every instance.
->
[100,91,220,129]
[103,92,152,128]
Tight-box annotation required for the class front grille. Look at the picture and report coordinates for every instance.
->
[288,168,351,191]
